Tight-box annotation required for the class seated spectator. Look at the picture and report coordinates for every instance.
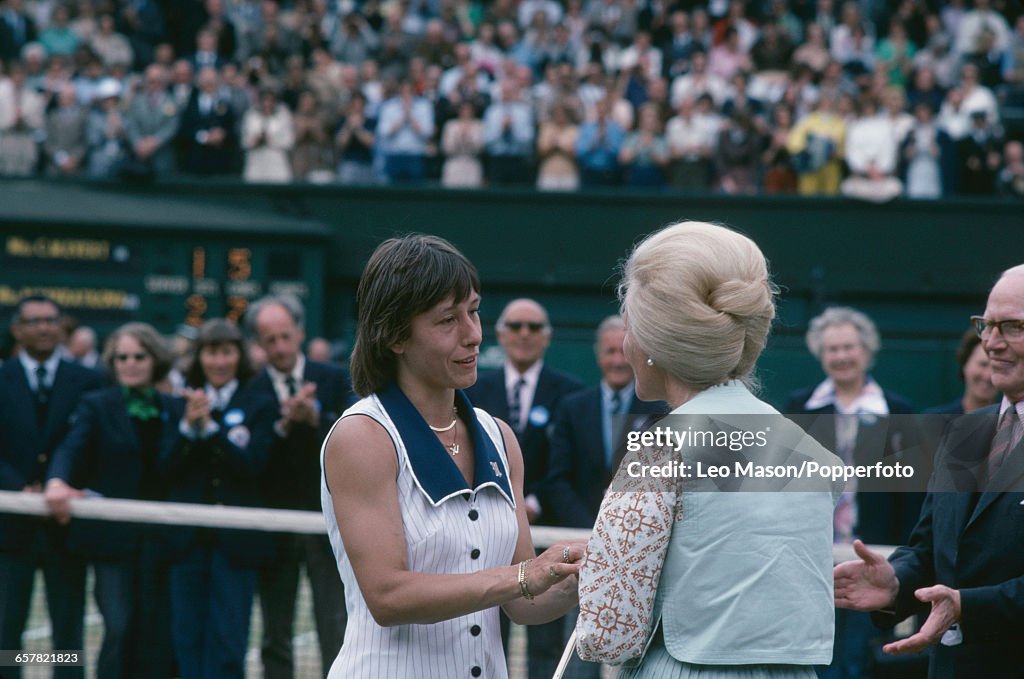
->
[440,100,484,188]
[242,88,293,183]
[665,95,717,191]
[330,12,379,66]
[89,13,133,70]
[841,96,903,201]
[414,19,455,69]
[73,55,107,108]
[536,101,579,190]
[0,0,38,63]
[618,102,668,189]
[39,4,80,57]
[954,0,1011,58]
[761,103,797,194]
[958,62,999,126]
[618,30,661,83]
[787,92,846,196]
[85,78,129,178]
[881,86,914,148]
[830,1,874,75]
[913,20,958,89]
[189,29,224,72]
[956,109,1003,194]
[44,83,87,176]
[721,70,764,121]
[749,23,794,76]
[169,59,195,108]
[0,61,45,176]
[906,65,946,115]
[715,109,762,195]
[874,18,916,88]
[469,22,503,75]
[900,101,951,199]
[482,78,534,185]
[576,96,624,187]
[177,66,238,176]
[670,48,727,109]
[124,64,179,178]
[376,81,434,184]
[793,23,831,76]
[291,91,331,182]
[663,10,697,80]
[997,140,1024,197]
[335,93,377,185]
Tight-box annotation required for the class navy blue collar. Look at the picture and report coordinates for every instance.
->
[377,383,515,508]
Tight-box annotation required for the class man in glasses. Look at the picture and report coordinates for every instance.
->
[835,264,1024,678]
[0,295,103,678]
[467,297,582,679]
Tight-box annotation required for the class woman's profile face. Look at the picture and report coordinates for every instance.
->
[963,342,996,404]
[819,323,869,387]
[393,292,482,392]
[200,342,241,389]
[113,334,154,389]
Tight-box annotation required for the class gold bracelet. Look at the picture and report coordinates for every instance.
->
[518,559,534,600]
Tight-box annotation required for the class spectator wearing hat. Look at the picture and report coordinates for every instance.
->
[86,77,129,178]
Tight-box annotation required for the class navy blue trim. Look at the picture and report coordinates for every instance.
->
[377,384,515,507]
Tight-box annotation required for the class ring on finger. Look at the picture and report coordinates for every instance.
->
[562,546,571,563]
[549,566,557,578]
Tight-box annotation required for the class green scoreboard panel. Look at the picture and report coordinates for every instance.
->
[0,224,328,337]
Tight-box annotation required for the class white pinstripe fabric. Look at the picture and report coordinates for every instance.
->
[320,395,519,679]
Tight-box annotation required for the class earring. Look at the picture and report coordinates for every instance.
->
[646,357,655,366]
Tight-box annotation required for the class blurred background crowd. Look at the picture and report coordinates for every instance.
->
[1,0,1023,196]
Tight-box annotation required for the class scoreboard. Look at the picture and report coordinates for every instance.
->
[0,222,329,338]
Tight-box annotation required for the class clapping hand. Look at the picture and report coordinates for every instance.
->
[833,540,899,611]
[882,585,960,655]
[281,382,319,430]
[183,388,212,430]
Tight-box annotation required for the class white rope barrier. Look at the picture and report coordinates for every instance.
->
[0,491,894,559]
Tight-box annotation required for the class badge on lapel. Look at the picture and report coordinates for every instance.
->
[224,409,245,427]
[528,405,549,428]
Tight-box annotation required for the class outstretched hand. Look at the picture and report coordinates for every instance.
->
[883,585,960,655]
[834,539,898,612]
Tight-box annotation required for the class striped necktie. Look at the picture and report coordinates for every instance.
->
[509,377,526,434]
[988,407,1022,484]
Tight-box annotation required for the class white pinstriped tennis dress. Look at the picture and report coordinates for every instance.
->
[320,383,519,679]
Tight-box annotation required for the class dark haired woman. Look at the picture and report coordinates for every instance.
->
[320,234,585,677]
[45,322,182,679]
[925,328,997,415]
[161,319,276,679]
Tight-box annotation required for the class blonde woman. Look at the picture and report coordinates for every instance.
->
[598,221,842,679]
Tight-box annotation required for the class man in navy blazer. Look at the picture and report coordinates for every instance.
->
[466,298,584,525]
[835,265,1024,678]
[466,298,582,679]
[245,295,354,679]
[0,295,103,679]
[546,315,668,530]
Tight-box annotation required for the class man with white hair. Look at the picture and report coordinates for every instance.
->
[836,264,1024,678]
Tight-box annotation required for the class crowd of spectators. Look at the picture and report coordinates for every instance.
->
[1,0,1023,197]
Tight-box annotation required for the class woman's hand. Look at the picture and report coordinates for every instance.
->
[183,388,211,430]
[524,540,587,598]
[44,478,84,525]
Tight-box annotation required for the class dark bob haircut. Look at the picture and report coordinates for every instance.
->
[102,322,174,385]
[955,327,983,382]
[184,318,253,388]
[350,234,480,397]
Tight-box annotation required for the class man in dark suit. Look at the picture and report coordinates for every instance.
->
[835,264,1024,679]
[245,295,353,679]
[543,315,666,679]
[466,298,583,679]
[546,315,668,529]
[0,295,103,679]
[0,0,37,62]
[176,65,237,175]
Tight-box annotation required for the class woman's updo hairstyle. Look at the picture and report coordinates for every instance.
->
[618,221,777,389]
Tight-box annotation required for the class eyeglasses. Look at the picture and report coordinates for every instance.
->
[504,321,547,334]
[18,316,60,327]
[114,353,150,363]
[971,316,1024,341]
